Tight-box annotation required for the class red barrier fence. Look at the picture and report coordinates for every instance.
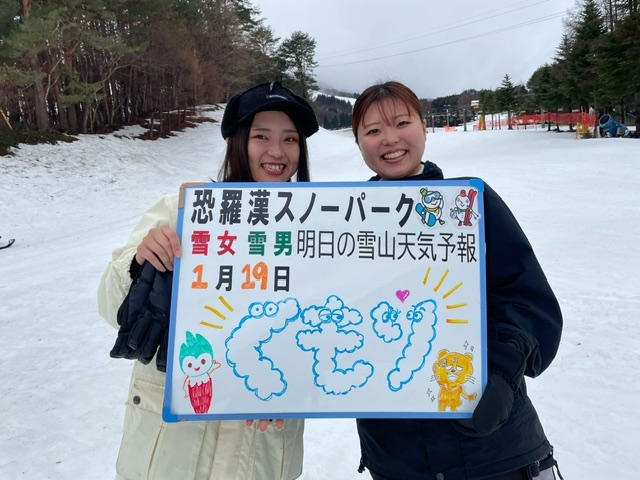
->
[511,112,596,127]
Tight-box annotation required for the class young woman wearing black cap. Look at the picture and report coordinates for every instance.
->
[97,81,318,480]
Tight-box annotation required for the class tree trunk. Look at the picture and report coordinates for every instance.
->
[21,0,31,16]
[22,0,49,130]
[67,104,78,133]
[31,64,50,130]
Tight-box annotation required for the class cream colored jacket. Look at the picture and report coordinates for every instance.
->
[98,194,304,480]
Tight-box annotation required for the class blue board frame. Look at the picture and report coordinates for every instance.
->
[163,179,487,422]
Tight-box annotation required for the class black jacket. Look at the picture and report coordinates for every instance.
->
[358,162,562,480]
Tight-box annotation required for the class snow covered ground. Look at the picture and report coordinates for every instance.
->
[1,107,638,479]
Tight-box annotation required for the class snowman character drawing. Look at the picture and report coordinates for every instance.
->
[415,188,446,227]
[179,331,221,414]
[450,189,479,226]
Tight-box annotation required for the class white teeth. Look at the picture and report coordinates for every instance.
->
[383,150,406,159]
[262,163,285,172]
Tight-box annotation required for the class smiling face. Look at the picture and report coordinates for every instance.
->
[424,190,444,208]
[456,194,470,210]
[181,353,213,377]
[247,110,300,182]
[356,98,427,180]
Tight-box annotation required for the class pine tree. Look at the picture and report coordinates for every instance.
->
[276,31,318,99]
[478,89,497,130]
[593,11,640,120]
[527,64,559,131]
[497,74,517,130]
[563,0,607,110]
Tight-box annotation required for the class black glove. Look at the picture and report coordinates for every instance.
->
[455,340,526,436]
[110,261,155,360]
[466,371,514,435]
[110,261,173,371]
[126,267,173,366]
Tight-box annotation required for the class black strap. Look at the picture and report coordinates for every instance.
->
[538,455,556,471]
[526,447,564,480]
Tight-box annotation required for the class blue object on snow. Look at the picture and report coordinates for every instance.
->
[599,114,628,137]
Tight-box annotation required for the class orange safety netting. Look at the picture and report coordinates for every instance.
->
[510,112,597,126]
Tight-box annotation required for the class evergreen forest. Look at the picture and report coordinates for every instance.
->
[1,0,639,150]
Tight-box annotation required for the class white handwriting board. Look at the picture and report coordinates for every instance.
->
[163,180,486,421]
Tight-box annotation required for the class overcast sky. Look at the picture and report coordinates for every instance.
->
[254,0,578,98]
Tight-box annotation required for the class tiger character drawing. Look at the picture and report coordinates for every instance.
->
[431,349,477,412]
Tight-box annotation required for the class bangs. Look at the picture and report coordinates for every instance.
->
[374,99,412,126]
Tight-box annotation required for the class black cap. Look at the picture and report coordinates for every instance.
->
[220,81,319,139]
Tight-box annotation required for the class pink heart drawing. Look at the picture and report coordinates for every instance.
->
[396,289,410,303]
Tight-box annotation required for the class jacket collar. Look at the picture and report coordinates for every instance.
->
[368,161,444,182]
